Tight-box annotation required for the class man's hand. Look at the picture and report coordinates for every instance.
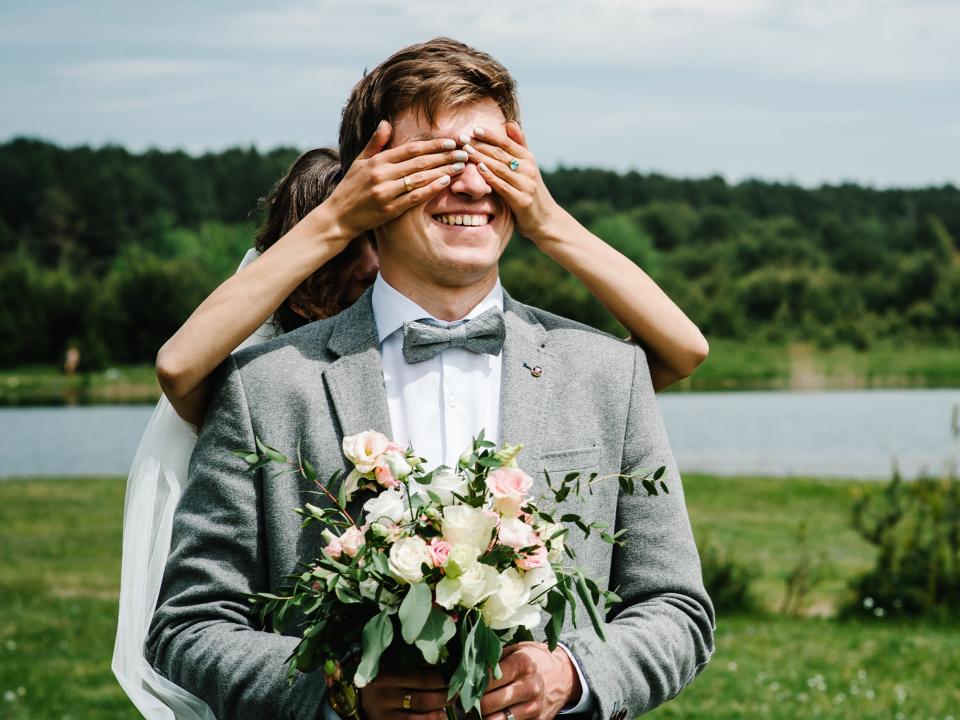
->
[479,642,580,720]
[358,666,450,720]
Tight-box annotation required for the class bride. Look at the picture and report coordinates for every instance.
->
[112,122,710,719]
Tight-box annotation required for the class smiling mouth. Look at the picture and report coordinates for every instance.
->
[431,213,494,227]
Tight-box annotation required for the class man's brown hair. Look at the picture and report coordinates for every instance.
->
[338,37,520,172]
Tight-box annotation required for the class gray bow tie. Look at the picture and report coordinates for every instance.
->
[402,306,506,364]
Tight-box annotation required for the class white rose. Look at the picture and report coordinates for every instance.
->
[481,568,542,630]
[435,560,499,609]
[498,516,537,550]
[427,470,469,506]
[383,451,412,481]
[388,536,433,584]
[363,488,408,525]
[442,543,480,579]
[343,431,391,473]
[441,505,498,553]
[521,564,558,607]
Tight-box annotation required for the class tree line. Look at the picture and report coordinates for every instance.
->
[1,137,958,368]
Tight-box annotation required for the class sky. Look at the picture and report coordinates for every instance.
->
[1,0,957,188]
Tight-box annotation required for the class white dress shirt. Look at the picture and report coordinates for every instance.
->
[324,273,592,718]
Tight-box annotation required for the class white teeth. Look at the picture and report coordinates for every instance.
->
[434,214,489,226]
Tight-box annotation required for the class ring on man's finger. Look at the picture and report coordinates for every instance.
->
[402,175,413,193]
[401,693,412,710]
[508,158,521,172]
[503,707,516,720]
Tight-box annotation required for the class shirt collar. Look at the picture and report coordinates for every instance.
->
[371,273,504,345]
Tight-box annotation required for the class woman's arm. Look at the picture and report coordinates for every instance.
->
[534,209,709,393]
[158,125,469,427]
[156,205,350,427]
[463,122,708,393]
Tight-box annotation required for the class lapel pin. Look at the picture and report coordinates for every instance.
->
[522,361,543,378]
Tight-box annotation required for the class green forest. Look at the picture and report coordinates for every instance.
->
[1,137,958,370]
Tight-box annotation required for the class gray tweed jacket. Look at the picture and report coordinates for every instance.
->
[145,286,715,720]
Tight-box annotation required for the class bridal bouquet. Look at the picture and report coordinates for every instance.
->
[235,431,667,716]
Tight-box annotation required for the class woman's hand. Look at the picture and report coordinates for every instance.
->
[461,121,565,243]
[326,120,469,242]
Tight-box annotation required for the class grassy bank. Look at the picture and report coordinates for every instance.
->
[4,341,959,407]
[0,474,957,719]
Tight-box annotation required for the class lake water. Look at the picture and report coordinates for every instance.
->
[1,389,958,480]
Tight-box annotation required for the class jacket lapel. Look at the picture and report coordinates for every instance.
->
[498,290,555,499]
[322,288,394,445]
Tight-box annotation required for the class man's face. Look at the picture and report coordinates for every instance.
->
[375,98,514,288]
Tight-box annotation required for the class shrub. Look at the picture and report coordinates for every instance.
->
[841,406,960,620]
[697,533,759,614]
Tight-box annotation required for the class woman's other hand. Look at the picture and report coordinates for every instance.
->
[325,120,470,242]
[462,121,565,243]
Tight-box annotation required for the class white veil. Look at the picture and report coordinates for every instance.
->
[112,248,279,719]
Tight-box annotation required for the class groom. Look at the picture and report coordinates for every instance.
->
[147,38,714,720]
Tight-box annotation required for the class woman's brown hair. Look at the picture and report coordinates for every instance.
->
[254,147,371,332]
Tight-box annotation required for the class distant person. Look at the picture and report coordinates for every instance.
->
[63,344,80,376]
[113,39,711,720]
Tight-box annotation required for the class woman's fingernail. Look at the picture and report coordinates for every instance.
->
[459,133,472,144]
[453,150,468,162]
[438,175,451,185]
[463,144,476,155]
[478,162,489,172]
[473,127,485,137]
[441,139,456,150]
[451,162,465,172]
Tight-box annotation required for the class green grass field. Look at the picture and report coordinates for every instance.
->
[0,474,957,719]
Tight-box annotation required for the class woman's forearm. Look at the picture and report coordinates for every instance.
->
[157,204,351,425]
[534,209,709,392]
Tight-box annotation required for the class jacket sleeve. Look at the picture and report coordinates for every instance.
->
[145,355,326,720]
[559,344,715,719]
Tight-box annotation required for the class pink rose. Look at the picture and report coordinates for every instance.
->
[322,536,343,559]
[340,524,367,558]
[374,462,399,489]
[485,467,534,517]
[428,537,453,568]
[516,540,548,570]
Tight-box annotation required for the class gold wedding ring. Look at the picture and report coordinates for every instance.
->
[401,693,412,710]
[402,175,412,193]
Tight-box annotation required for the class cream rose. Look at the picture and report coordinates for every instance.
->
[427,470,469,506]
[388,536,432,584]
[435,559,499,609]
[342,431,391,473]
[497,516,537,550]
[485,467,534,517]
[362,488,408,525]
[441,505,498,553]
[481,567,541,630]
[522,563,558,606]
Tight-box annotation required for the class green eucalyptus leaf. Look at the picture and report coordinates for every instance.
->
[353,611,394,688]
[399,582,432,644]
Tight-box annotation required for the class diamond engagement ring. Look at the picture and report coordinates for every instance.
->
[503,707,516,720]
[508,158,521,172]
[401,693,412,710]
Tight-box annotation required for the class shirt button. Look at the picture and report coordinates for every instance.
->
[448,393,456,407]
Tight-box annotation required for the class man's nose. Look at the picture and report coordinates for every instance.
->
[448,160,491,200]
